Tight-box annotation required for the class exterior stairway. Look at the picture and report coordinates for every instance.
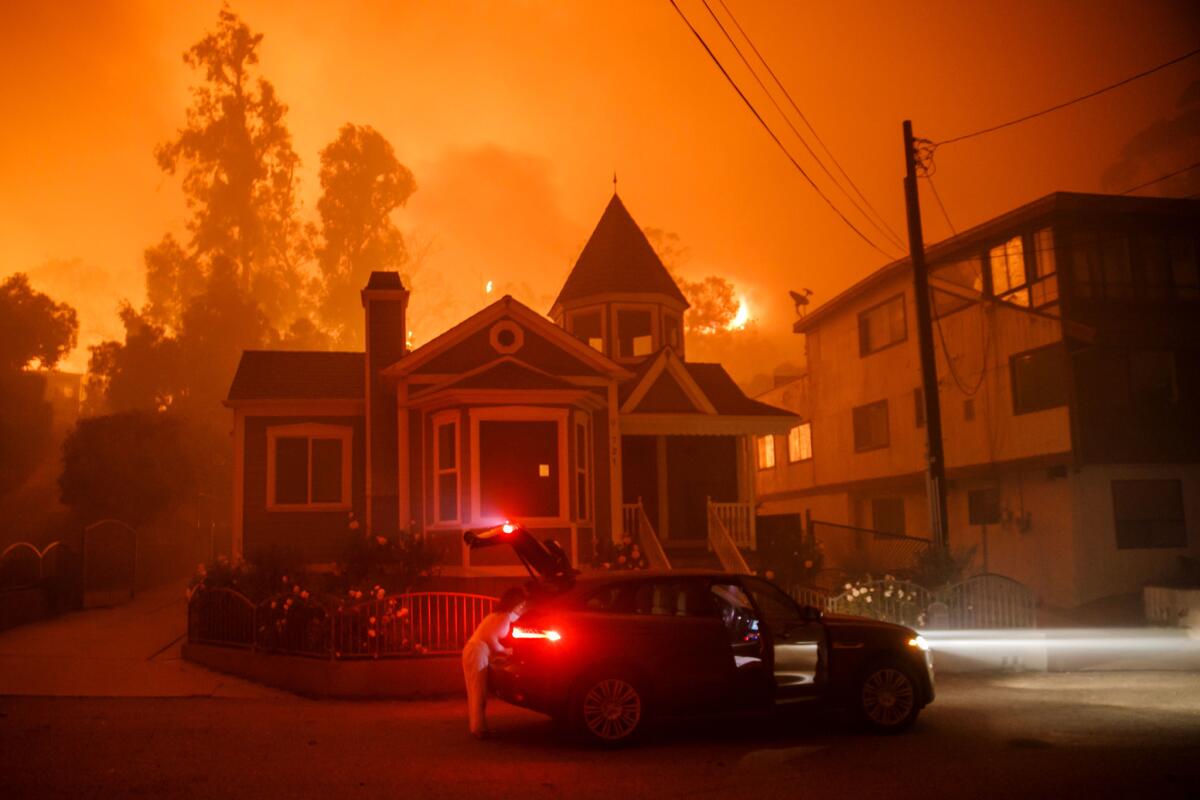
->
[661,542,722,570]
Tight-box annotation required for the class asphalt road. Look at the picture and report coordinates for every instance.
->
[2,672,1198,799]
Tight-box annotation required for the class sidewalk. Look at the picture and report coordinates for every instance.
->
[0,581,286,698]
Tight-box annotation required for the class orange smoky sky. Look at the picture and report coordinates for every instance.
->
[2,0,1198,380]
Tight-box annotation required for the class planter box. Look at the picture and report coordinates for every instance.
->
[1144,586,1200,628]
[183,642,464,699]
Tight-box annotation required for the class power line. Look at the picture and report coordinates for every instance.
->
[936,47,1200,147]
[707,0,907,252]
[923,173,957,235]
[666,0,897,260]
[1120,160,1200,194]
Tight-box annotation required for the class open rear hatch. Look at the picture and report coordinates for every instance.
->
[463,521,577,588]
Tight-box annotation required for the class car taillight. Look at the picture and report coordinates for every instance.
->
[512,625,562,642]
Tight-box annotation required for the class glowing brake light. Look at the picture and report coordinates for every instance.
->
[501,521,516,534]
[512,625,561,642]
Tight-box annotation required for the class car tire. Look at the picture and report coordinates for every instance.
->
[855,658,921,733]
[569,672,646,745]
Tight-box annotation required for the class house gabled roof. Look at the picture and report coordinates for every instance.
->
[618,348,793,418]
[226,351,364,402]
[551,194,688,313]
[383,295,633,381]
[409,358,578,399]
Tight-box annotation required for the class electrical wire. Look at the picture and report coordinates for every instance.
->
[936,46,1200,147]
[1120,160,1200,194]
[666,0,897,260]
[923,173,957,235]
[708,0,907,252]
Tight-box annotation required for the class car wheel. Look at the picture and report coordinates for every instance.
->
[571,674,645,745]
[856,659,920,733]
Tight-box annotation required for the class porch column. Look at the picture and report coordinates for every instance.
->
[656,435,669,540]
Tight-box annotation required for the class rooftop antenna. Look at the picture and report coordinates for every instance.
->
[613,170,618,195]
[789,288,813,318]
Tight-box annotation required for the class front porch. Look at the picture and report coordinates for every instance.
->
[618,433,757,572]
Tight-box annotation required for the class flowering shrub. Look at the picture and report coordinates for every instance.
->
[592,535,649,571]
[834,575,927,628]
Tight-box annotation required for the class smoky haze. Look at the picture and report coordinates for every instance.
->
[2,0,1198,384]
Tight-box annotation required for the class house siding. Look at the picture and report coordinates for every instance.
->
[242,415,367,563]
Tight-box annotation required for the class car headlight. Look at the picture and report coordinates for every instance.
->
[907,635,930,652]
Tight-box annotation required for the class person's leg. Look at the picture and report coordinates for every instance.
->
[469,665,489,735]
[462,643,488,735]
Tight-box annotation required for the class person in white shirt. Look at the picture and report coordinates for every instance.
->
[462,586,527,739]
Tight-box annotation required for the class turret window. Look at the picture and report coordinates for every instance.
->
[617,309,654,358]
[569,311,604,352]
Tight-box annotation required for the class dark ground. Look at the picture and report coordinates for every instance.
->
[2,672,1198,799]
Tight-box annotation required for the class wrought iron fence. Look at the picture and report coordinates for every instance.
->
[789,573,1037,629]
[187,587,497,658]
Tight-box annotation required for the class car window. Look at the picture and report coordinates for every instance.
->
[583,580,718,618]
[583,583,637,613]
[710,582,760,644]
[742,576,802,631]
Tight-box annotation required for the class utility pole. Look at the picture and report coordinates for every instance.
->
[902,120,950,551]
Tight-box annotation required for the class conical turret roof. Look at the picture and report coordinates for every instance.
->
[552,194,688,311]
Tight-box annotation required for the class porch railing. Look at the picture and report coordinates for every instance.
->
[706,500,751,574]
[709,500,755,549]
[620,500,671,569]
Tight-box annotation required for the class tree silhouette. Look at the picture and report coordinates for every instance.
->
[0,273,79,371]
[642,227,739,334]
[155,4,303,328]
[312,124,416,346]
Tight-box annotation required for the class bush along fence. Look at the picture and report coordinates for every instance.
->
[788,573,1037,629]
[187,585,498,658]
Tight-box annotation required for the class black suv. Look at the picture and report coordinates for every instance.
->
[465,523,934,744]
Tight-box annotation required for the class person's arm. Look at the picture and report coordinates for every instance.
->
[480,614,512,656]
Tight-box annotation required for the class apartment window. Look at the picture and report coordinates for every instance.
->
[617,309,653,358]
[787,423,812,462]
[1030,227,1059,309]
[1011,346,1068,415]
[570,311,604,352]
[853,400,890,451]
[989,234,1030,306]
[1112,479,1187,549]
[1105,349,1178,407]
[575,417,590,521]
[871,497,905,535]
[914,387,925,428]
[1171,235,1199,300]
[266,424,352,510]
[967,487,1002,525]
[858,294,906,356]
[663,313,682,351]
[433,413,460,524]
[756,435,776,469]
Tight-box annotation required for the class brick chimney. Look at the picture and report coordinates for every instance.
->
[361,271,409,536]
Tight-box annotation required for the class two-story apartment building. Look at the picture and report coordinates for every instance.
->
[756,192,1200,608]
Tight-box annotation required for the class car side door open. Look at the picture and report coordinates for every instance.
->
[741,576,825,704]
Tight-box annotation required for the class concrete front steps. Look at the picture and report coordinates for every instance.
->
[663,542,723,571]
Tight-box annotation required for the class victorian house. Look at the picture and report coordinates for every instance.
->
[226,194,797,575]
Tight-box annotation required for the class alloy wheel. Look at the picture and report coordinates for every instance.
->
[860,667,916,728]
[581,678,642,741]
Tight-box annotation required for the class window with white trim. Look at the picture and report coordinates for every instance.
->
[266,424,352,510]
[433,413,460,524]
[787,422,812,462]
[575,416,590,521]
[756,435,776,469]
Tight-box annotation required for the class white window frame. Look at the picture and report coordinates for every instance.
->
[470,406,570,526]
[756,434,776,470]
[431,410,461,527]
[265,423,353,512]
[787,422,812,463]
[566,307,607,354]
[574,412,592,522]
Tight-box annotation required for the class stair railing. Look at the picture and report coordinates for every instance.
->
[707,497,752,574]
